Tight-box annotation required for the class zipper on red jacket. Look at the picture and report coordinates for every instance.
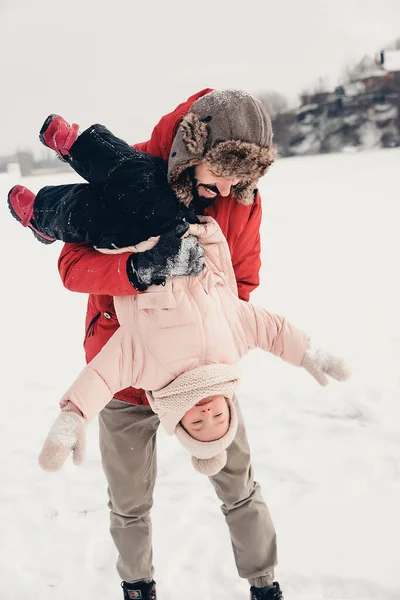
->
[84,311,101,341]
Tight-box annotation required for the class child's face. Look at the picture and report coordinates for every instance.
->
[180,395,230,442]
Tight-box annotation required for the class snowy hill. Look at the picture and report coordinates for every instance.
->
[273,95,400,157]
[286,99,399,156]
[271,49,400,157]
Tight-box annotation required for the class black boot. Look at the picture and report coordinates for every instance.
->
[122,580,157,600]
[250,581,283,599]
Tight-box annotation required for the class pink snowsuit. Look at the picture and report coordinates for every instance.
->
[61,217,310,428]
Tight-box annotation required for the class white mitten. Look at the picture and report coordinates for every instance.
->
[38,411,86,472]
[301,344,350,386]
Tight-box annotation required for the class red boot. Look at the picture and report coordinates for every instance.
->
[7,185,55,244]
[39,114,79,159]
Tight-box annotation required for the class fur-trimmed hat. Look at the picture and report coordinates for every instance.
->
[148,364,240,476]
[168,89,276,207]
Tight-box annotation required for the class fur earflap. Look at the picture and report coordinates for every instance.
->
[169,157,199,207]
[230,180,258,206]
[180,113,209,155]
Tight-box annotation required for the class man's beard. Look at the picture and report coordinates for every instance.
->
[190,171,217,214]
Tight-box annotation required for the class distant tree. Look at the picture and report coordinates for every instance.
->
[271,111,296,156]
[257,91,289,118]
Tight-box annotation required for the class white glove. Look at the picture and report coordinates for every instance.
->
[38,411,86,472]
[301,344,350,386]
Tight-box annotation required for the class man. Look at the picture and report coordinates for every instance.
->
[58,89,281,600]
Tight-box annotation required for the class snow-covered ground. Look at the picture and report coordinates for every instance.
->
[1,148,400,600]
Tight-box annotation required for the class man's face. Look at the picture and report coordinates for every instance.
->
[193,163,240,202]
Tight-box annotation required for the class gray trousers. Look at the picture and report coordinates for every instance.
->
[98,396,277,587]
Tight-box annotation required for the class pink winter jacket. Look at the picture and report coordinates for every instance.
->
[61,217,310,423]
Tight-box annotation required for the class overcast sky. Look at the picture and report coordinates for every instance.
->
[0,0,399,156]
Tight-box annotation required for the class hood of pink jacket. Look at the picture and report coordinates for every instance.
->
[145,391,185,435]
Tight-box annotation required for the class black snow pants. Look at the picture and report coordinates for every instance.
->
[33,124,194,248]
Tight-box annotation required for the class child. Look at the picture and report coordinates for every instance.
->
[8,116,349,476]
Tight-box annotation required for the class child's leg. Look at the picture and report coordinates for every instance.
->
[31,183,102,243]
[33,182,144,246]
[40,116,154,186]
[9,170,192,247]
[9,182,124,245]
[67,123,156,185]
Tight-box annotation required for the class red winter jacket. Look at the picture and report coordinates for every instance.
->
[58,89,263,405]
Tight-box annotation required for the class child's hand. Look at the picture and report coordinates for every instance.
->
[301,344,350,386]
[38,411,86,472]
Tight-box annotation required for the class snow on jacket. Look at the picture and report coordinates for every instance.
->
[58,89,264,406]
[60,217,309,426]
